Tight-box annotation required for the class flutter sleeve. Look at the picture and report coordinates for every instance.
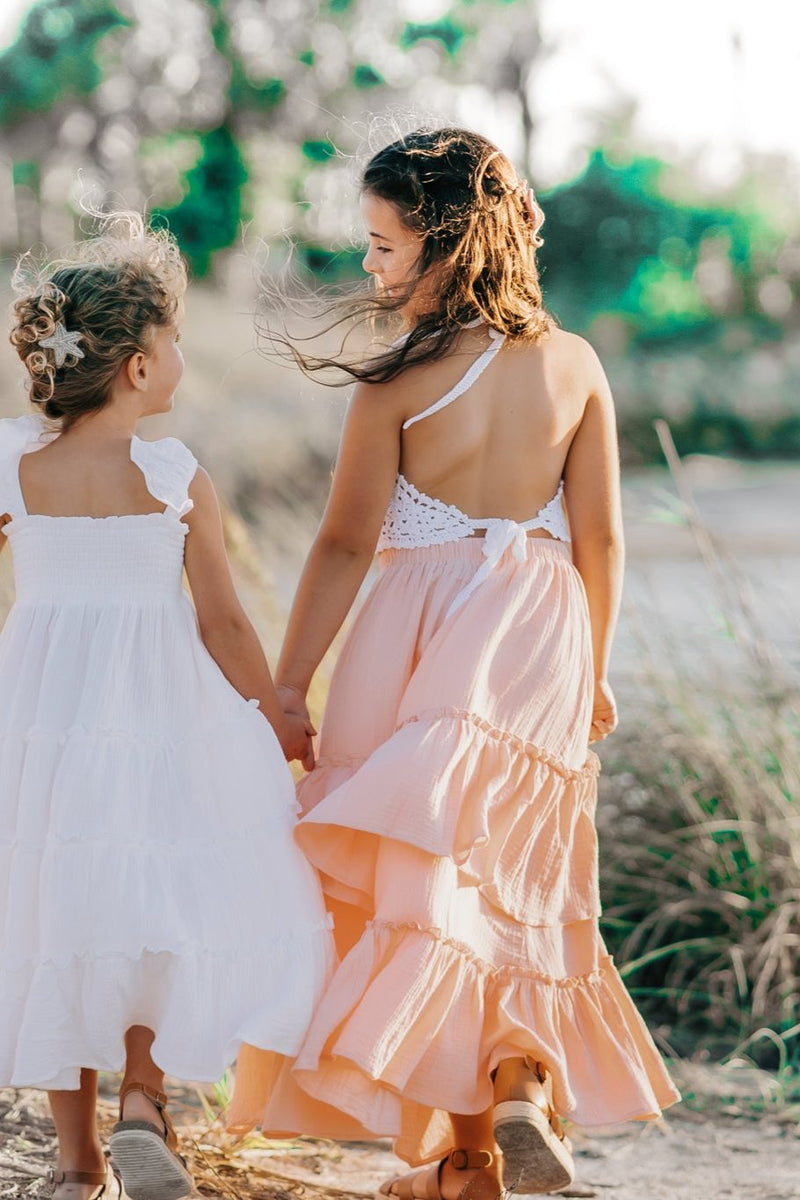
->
[0,413,50,517]
[129,435,199,517]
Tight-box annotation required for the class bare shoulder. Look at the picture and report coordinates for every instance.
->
[542,327,605,374]
[187,465,215,502]
[541,328,613,407]
[184,466,220,528]
[346,375,410,428]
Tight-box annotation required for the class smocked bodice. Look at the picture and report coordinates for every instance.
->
[0,414,197,609]
[6,515,188,605]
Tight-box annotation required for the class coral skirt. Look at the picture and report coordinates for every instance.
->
[231,538,679,1164]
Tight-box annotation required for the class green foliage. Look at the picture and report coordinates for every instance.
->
[327,0,356,10]
[619,407,800,467]
[401,19,467,57]
[12,161,39,190]
[153,126,248,277]
[0,0,128,126]
[353,63,384,88]
[540,151,778,344]
[206,0,285,113]
[297,243,363,280]
[229,72,286,111]
[297,49,315,66]
[302,139,337,164]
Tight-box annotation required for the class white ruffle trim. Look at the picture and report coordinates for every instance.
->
[2,921,336,1090]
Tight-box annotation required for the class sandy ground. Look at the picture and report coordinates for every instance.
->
[2,1061,799,1199]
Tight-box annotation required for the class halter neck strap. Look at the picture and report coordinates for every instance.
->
[402,327,505,431]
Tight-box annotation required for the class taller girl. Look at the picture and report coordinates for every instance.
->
[233,128,679,1197]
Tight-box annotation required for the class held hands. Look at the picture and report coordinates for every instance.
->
[589,677,618,744]
[277,684,317,772]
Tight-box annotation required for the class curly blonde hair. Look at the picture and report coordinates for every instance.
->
[10,213,187,430]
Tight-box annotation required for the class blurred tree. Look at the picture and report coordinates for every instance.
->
[0,0,128,244]
[0,0,128,126]
[539,150,789,345]
[153,126,248,276]
[0,0,795,346]
[0,0,550,271]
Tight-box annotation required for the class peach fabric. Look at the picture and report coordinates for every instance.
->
[231,539,679,1163]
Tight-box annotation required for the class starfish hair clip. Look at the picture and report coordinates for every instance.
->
[38,321,85,368]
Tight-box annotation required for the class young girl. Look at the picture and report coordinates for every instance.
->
[231,128,680,1197]
[0,215,334,1200]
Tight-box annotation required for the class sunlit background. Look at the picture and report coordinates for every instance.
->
[0,0,798,1142]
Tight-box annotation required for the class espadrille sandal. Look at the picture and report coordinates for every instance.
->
[47,1162,121,1199]
[493,1058,574,1194]
[109,1082,194,1200]
[377,1149,504,1200]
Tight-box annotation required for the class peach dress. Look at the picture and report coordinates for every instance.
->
[231,330,679,1163]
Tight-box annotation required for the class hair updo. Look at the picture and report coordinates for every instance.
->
[10,213,187,430]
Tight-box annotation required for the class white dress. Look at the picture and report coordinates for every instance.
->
[0,413,335,1091]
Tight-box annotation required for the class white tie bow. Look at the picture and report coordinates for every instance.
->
[446,519,528,618]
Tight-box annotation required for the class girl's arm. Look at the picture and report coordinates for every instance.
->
[276,381,403,703]
[562,344,625,742]
[183,468,311,765]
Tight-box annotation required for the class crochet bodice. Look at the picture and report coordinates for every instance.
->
[375,327,570,615]
[378,474,569,552]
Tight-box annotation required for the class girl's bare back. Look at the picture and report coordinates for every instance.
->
[17,433,166,519]
[389,326,605,526]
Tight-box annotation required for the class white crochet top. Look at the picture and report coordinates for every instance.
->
[376,327,570,615]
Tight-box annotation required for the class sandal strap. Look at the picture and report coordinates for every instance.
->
[526,1061,565,1140]
[118,1081,180,1154]
[381,1152,498,1200]
[49,1167,108,1186]
[449,1151,494,1171]
[118,1080,168,1120]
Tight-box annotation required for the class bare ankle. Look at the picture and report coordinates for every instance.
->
[55,1133,106,1171]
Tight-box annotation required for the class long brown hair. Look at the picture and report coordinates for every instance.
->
[261,127,552,384]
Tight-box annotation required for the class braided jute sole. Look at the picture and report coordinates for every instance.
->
[108,1126,194,1200]
[493,1100,574,1194]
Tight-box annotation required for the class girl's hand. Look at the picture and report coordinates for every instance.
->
[589,678,617,743]
[277,683,316,731]
[278,710,316,771]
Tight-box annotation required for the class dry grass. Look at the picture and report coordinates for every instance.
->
[0,1081,382,1199]
[596,426,800,1066]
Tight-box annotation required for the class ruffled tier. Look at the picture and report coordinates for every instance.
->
[0,596,269,742]
[0,697,338,1087]
[0,699,323,967]
[0,699,298,857]
[2,922,336,1090]
[231,918,679,1164]
[297,708,601,925]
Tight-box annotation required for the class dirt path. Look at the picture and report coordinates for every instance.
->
[2,1063,798,1200]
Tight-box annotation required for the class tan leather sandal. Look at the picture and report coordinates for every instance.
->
[377,1149,504,1200]
[492,1058,574,1194]
[47,1163,121,1199]
[109,1082,194,1200]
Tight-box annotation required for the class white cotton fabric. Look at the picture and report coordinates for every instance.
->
[0,414,335,1090]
